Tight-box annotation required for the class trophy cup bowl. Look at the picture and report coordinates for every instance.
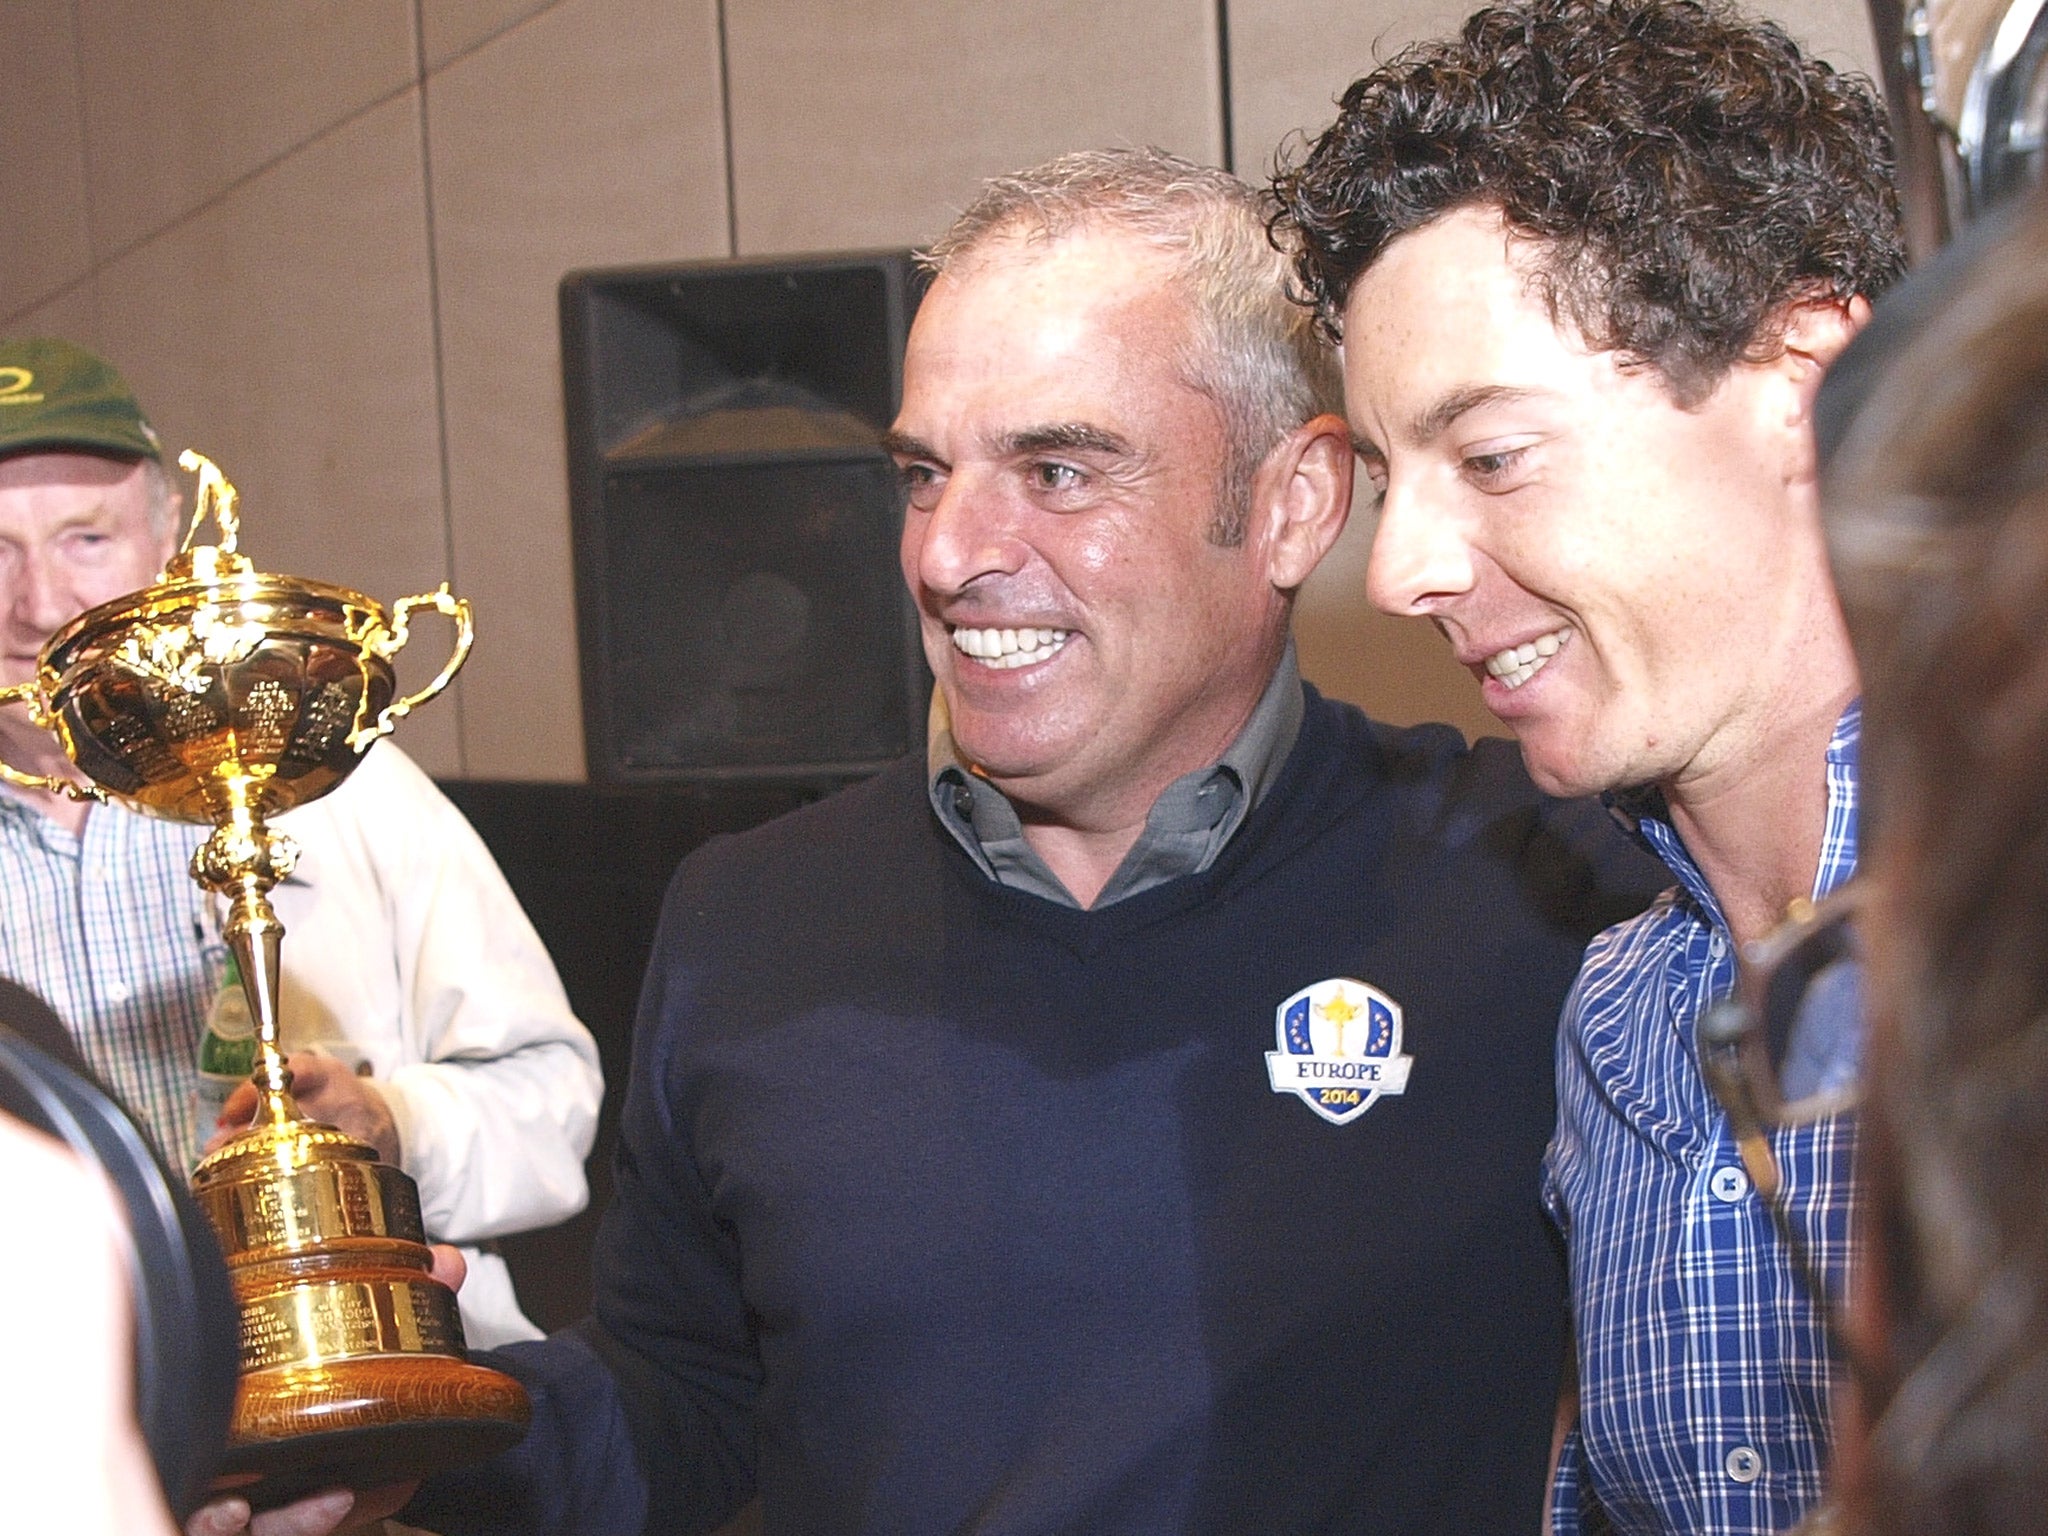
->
[0,454,529,1509]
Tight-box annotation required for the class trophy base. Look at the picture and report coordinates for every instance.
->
[208,1354,530,1512]
[212,1417,527,1512]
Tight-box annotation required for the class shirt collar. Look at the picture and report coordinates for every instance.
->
[926,643,1305,908]
[1605,699,1863,926]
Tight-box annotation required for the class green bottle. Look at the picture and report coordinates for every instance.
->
[198,952,257,1083]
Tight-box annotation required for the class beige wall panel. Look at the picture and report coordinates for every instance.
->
[1297,498,1502,739]
[726,0,1225,254]
[0,3,94,316]
[1763,0,1881,73]
[420,0,560,70]
[426,0,729,780]
[77,0,416,258]
[1,281,101,351]
[93,93,463,776]
[1228,0,1476,175]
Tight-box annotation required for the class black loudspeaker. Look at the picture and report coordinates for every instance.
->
[560,251,928,786]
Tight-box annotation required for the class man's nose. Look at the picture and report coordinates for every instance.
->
[7,555,78,639]
[908,471,1024,597]
[1364,476,1478,617]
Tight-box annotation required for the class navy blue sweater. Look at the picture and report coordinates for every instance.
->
[412,689,1666,1535]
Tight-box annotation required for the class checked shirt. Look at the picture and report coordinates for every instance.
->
[0,793,217,1171]
[1547,704,1861,1536]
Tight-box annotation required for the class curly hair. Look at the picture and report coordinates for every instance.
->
[1271,0,1906,403]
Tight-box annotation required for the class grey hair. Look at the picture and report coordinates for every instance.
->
[923,147,1342,546]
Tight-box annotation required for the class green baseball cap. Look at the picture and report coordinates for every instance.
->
[0,337,162,461]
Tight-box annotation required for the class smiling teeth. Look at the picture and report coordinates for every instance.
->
[951,626,1073,670]
[1484,629,1569,690]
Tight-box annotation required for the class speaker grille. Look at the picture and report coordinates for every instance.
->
[561,251,928,785]
[598,457,913,774]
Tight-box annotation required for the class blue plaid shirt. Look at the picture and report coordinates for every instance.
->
[1546,704,1861,1536]
[0,794,219,1172]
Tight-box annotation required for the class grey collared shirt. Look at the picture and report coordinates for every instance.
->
[926,644,1304,908]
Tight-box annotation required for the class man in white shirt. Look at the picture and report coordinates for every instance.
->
[0,336,601,1349]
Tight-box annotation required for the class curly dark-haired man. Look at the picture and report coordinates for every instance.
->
[1273,2,1905,1532]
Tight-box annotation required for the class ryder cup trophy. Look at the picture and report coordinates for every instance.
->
[0,452,529,1507]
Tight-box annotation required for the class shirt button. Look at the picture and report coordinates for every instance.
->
[1725,1445,1763,1483]
[1709,933,1726,957]
[1710,1166,1751,1202]
[104,981,131,1004]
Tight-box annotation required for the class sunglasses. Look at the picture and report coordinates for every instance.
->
[1698,881,1869,1376]
[1699,881,1866,1199]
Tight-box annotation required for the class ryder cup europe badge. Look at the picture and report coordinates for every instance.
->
[1267,978,1413,1125]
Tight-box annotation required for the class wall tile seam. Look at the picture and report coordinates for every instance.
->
[1216,0,1236,173]
[422,0,576,80]
[55,0,101,321]
[410,0,470,777]
[716,0,739,258]
[1,272,94,335]
[0,15,548,336]
[64,0,580,283]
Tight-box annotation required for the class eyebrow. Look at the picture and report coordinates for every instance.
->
[1409,384,1541,444]
[997,423,1134,459]
[880,429,935,460]
[882,422,1138,466]
[47,500,123,530]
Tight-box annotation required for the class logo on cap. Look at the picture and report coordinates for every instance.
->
[1266,977,1413,1125]
[0,367,44,405]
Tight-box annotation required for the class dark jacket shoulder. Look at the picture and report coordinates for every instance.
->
[1296,690,1668,937]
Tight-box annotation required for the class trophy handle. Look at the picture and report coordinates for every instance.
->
[346,585,474,751]
[0,683,106,801]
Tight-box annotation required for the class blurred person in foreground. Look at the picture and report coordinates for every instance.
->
[1273,0,1905,1529]
[0,973,209,1533]
[0,337,602,1354]
[1817,185,2048,1536]
[0,1106,178,1534]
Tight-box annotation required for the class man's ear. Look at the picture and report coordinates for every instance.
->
[1781,294,1872,413]
[1774,294,1872,485]
[1253,413,1355,591]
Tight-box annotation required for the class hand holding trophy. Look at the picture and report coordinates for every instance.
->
[0,451,529,1509]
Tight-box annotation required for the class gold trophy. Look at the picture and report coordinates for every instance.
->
[0,452,529,1507]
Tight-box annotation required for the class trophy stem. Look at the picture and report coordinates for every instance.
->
[222,887,295,1122]
[190,776,301,1127]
